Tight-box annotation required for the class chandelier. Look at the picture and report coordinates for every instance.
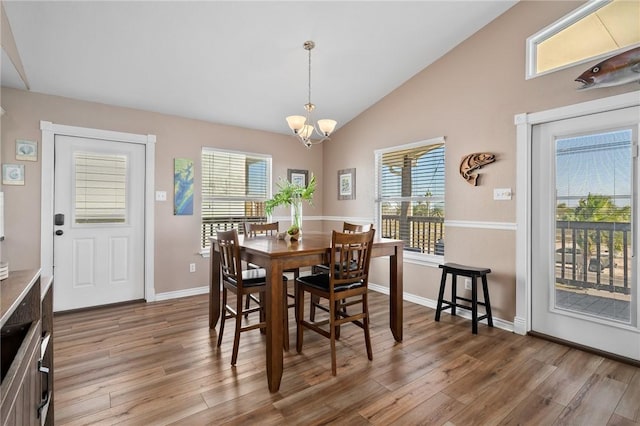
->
[286,41,337,148]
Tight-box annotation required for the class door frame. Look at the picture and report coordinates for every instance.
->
[514,90,640,335]
[40,121,156,304]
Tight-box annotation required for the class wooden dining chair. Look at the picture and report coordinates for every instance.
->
[215,228,290,364]
[295,228,376,375]
[244,221,298,348]
[310,222,373,321]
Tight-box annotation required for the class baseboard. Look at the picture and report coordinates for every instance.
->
[155,285,209,301]
[369,282,514,333]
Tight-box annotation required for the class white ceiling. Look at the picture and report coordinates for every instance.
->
[1,1,516,135]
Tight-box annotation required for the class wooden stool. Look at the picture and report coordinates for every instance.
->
[435,263,493,334]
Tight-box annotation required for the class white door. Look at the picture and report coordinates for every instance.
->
[53,135,145,311]
[531,106,639,361]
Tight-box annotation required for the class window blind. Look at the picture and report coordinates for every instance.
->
[201,148,271,248]
[75,152,127,224]
[376,138,445,255]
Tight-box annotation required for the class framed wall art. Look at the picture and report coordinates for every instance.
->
[174,158,194,215]
[16,139,38,161]
[287,169,308,186]
[2,164,25,185]
[338,168,356,200]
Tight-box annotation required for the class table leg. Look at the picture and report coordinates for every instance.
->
[389,244,403,342]
[209,248,221,329]
[266,261,284,392]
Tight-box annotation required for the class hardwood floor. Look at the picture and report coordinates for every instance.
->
[54,292,640,425]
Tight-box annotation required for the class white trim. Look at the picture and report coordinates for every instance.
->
[155,285,209,301]
[445,220,516,231]
[369,282,514,333]
[321,216,376,225]
[40,121,156,305]
[525,0,613,80]
[374,136,445,156]
[514,90,640,336]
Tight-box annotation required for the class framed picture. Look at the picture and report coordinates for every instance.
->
[2,164,25,185]
[287,169,308,187]
[174,158,194,215]
[338,168,356,200]
[16,140,38,161]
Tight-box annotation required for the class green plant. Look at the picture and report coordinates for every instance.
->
[264,174,316,216]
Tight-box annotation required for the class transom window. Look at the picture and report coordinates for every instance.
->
[527,0,640,79]
[375,137,445,257]
[201,147,271,248]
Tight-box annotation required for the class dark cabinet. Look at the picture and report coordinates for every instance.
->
[0,270,53,426]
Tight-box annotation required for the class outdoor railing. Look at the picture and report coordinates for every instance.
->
[556,220,631,295]
[201,216,266,248]
[381,215,444,255]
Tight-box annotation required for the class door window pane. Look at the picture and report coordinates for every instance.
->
[74,152,127,224]
[555,129,633,323]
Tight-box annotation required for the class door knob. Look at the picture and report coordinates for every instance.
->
[55,230,63,236]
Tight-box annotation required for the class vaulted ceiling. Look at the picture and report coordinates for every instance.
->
[1,1,517,135]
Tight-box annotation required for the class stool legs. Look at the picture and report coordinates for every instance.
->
[435,270,447,321]
[482,275,493,328]
[450,273,457,316]
[471,276,478,334]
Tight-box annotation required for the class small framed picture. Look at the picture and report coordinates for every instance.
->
[3,164,25,185]
[287,169,308,187]
[338,168,356,200]
[16,140,38,161]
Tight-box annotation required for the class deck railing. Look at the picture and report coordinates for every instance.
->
[201,216,266,247]
[555,220,631,295]
[381,215,445,255]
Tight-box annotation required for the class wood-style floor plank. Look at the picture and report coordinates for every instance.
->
[53,292,640,425]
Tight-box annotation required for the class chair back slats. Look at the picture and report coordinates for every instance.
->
[330,229,375,288]
[216,229,243,287]
[245,222,279,237]
[342,222,373,233]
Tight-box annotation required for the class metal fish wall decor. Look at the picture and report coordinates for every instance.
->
[575,46,640,90]
[459,152,496,186]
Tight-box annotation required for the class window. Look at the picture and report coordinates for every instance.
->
[375,137,445,257]
[526,0,640,79]
[201,147,271,248]
[74,152,127,224]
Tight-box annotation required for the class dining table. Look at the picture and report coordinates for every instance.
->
[208,231,403,392]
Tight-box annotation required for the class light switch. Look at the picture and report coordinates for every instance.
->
[493,188,512,201]
[155,191,167,201]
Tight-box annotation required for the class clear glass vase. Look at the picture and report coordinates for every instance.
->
[290,196,303,233]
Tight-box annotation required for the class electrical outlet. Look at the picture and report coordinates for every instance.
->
[189,263,196,273]
[464,278,472,290]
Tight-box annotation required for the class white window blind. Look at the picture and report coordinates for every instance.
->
[74,152,127,224]
[376,137,445,255]
[201,148,271,248]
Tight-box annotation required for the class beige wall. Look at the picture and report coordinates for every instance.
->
[0,88,323,294]
[323,1,637,322]
[1,1,638,322]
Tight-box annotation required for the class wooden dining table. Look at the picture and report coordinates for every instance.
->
[208,231,403,392]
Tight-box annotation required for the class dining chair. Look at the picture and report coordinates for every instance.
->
[310,222,373,322]
[244,221,298,349]
[215,228,289,364]
[295,228,376,375]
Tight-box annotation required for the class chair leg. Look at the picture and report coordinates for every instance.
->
[231,291,243,366]
[217,288,227,347]
[363,292,372,361]
[310,294,318,321]
[283,284,289,351]
[296,285,305,354]
[329,299,337,376]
